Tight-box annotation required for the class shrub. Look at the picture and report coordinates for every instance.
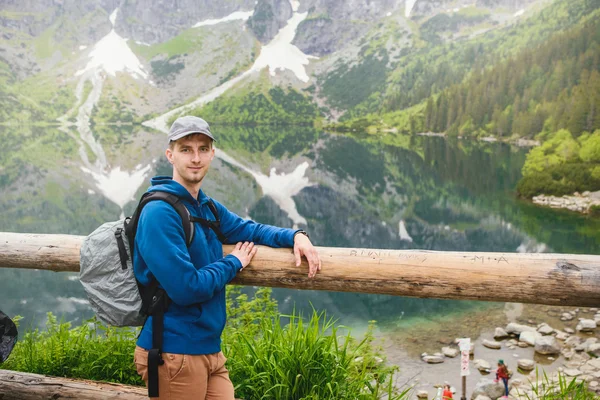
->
[517,162,600,198]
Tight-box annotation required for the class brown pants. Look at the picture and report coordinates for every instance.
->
[134,346,235,400]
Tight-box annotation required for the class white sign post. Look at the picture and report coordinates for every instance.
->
[457,338,471,400]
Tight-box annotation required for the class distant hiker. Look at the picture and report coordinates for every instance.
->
[442,384,453,399]
[495,359,510,398]
[132,115,321,400]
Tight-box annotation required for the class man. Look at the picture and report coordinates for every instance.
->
[132,115,321,399]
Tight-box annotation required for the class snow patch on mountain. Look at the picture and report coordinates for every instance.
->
[193,10,254,27]
[75,8,147,80]
[405,0,418,17]
[252,7,316,83]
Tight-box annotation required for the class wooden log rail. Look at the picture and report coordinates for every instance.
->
[1,231,600,307]
[0,370,146,400]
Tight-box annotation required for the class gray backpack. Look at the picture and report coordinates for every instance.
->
[79,191,225,327]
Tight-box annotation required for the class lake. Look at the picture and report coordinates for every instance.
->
[1,124,599,395]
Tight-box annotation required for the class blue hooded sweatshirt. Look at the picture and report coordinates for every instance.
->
[134,176,297,355]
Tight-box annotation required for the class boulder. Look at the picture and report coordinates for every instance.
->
[505,322,536,335]
[576,338,598,352]
[565,336,582,347]
[537,323,554,335]
[519,331,540,346]
[442,346,459,358]
[416,390,428,399]
[535,336,561,355]
[494,327,509,340]
[588,343,600,357]
[576,319,597,332]
[555,330,570,340]
[470,379,506,400]
[561,313,574,321]
[517,359,535,371]
[474,359,491,372]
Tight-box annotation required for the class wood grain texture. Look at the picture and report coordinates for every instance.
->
[1,232,599,306]
[0,369,146,399]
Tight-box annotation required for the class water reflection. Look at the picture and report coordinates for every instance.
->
[0,124,599,330]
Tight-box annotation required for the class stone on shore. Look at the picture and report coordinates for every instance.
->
[534,336,561,355]
[577,319,597,332]
[423,355,445,364]
[537,323,554,335]
[517,359,535,371]
[494,327,509,340]
[519,331,541,346]
[561,313,574,321]
[505,322,536,335]
[588,343,600,357]
[442,346,459,358]
[474,359,491,372]
[470,379,506,400]
[483,339,502,349]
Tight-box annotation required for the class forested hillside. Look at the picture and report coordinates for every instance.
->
[336,0,600,133]
[421,14,600,138]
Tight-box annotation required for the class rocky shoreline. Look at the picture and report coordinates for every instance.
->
[412,306,600,400]
[414,132,541,147]
[532,191,600,214]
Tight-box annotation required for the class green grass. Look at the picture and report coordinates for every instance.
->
[33,22,60,59]
[10,73,76,121]
[130,28,205,59]
[0,10,43,20]
[456,6,491,18]
[521,368,598,400]
[2,287,411,400]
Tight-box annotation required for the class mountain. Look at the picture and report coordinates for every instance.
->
[0,0,557,125]
[0,0,598,231]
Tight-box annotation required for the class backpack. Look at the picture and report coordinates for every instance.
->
[0,309,18,363]
[80,191,227,397]
[80,191,226,327]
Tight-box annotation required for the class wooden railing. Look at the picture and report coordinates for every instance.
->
[2,231,600,307]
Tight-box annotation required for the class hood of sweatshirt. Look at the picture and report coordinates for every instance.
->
[147,175,210,205]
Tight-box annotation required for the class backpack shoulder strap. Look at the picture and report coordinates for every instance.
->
[206,199,219,221]
[123,191,190,399]
[124,191,195,249]
[189,199,227,243]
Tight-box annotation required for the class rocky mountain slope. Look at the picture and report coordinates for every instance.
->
[0,0,549,124]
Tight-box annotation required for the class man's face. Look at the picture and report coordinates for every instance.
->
[166,133,215,187]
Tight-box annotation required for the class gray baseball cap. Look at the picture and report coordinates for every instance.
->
[168,115,216,142]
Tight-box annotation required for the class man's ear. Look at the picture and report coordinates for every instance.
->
[166,148,174,164]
